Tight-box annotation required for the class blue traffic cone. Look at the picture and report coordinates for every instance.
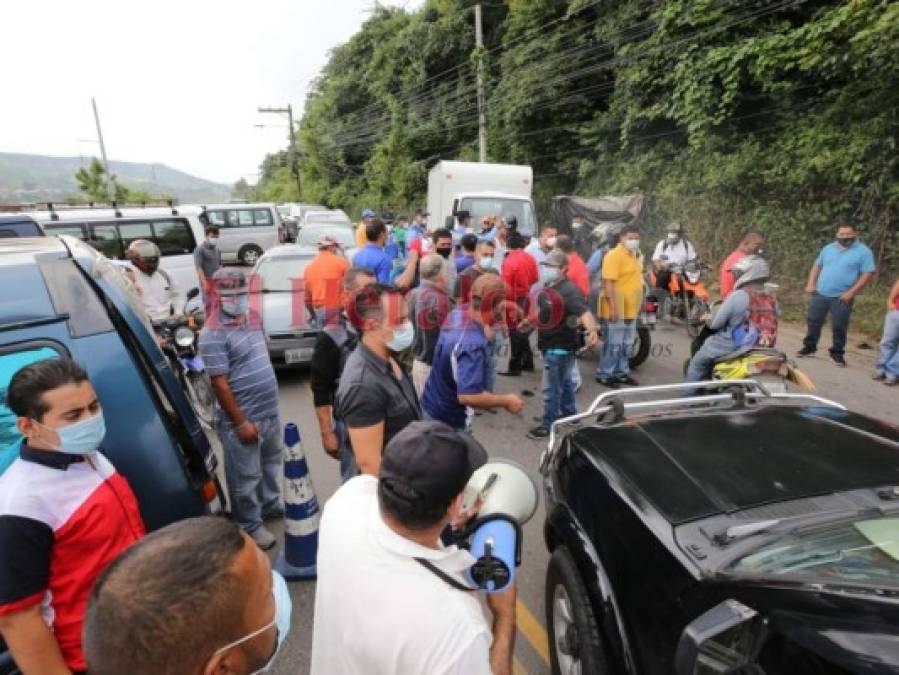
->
[274,423,319,580]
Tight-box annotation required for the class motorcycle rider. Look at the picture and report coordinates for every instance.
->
[124,239,178,323]
[651,221,697,295]
[685,255,774,388]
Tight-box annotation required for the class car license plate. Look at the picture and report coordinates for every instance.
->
[284,347,314,364]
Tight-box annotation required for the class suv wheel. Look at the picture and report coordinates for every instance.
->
[546,546,610,675]
[238,244,262,266]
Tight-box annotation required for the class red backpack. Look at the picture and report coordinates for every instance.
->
[746,289,778,347]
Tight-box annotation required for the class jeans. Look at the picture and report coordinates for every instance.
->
[596,319,636,380]
[569,363,582,390]
[803,292,853,356]
[334,419,359,484]
[217,414,283,533]
[686,334,737,385]
[876,309,899,380]
[541,350,576,431]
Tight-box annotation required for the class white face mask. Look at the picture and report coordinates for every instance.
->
[625,239,641,253]
[207,236,219,247]
[546,236,558,249]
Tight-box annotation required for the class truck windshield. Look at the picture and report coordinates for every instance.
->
[459,198,536,237]
[727,516,899,590]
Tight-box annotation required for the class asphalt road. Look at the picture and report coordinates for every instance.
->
[229,319,896,675]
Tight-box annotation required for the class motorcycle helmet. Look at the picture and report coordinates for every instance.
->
[732,254,770,289]
[126,239,161,274]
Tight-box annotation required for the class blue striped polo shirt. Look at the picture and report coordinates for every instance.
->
[199,311,279,424]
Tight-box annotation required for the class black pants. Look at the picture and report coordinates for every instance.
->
[508,297,534,373]
[803,292,853,356]
[655,268,672,291]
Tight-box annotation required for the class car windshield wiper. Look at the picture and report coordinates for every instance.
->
[712,519,782,546]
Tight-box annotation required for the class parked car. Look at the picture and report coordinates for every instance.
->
[301,209,351,227]
[0,236,224,674]
[29,204,204,311]
[540,380,899,675]
[295,222,356,251]
[277,203,326,242]
[251,245,322,366]
[201,203,282,266]
[0,214,43,238]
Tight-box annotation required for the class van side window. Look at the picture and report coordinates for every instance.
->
[118,222,154,252]
[153,219,196,255]
[237,210,254,226]
[253,209,273,226]
[206,210,228,227]
[89,224,124,259]
[43,224,87,241]
[0,345,63,475]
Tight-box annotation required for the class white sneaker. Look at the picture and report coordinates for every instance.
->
[249,526,277,551]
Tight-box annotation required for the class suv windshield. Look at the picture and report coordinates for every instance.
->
[459,197,536,236]
[727,516,899,589]
[256,256,314,292]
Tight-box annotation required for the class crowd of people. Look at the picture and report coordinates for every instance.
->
[2,204,898,675]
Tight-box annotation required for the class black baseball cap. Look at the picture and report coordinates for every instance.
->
[380,421,487,505]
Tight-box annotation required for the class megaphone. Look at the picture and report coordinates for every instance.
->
[461,459,538,593]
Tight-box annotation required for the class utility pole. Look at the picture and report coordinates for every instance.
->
[475,3,487,163]
[91,97,116,201]
[258,105,301,199]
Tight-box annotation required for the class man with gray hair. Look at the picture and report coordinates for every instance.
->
[408,254,454,396]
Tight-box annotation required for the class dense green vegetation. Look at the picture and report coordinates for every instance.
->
[257,0,898,335]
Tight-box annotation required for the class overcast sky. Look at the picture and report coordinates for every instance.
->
[0,0,421,186]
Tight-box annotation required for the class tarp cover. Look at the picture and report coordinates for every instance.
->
[552,194,645,249]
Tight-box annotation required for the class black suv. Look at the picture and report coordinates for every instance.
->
[540,381,899,674]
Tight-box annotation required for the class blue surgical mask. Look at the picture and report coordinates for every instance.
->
[212,571,292,674]
[222,293,249,317]
[387,320,414,352]
[479,255,494,269]
[37,412,106,455]
[540,266,560,284]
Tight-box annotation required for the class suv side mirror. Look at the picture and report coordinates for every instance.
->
[674,600,765,675]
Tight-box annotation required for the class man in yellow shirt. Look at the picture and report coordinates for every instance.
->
[355,209,376,248]
[596,224,644,388]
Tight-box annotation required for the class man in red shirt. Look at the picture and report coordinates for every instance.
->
[0,358,145,674]
[501,231,538,375]
[719,230,765,298]
[556,235,589,295]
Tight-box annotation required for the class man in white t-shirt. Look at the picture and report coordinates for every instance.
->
[651,221,696,293]
[310,420,516,675]
[124,239,178,322]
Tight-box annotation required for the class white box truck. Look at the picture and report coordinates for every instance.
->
[427,161,537,237]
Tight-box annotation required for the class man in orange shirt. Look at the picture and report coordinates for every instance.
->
[304,235,350,326]
[556,235,589,295]
[719,230,765,299]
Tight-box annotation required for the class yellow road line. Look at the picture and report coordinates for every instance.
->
[516,598,550,665]
[512,657,528,675]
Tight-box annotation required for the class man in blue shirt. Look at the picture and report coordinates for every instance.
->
[798,222,876,366]
[352,219,393,284]
[422,275,523,431]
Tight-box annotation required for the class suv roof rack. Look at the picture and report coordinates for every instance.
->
[539,380,845,473]
[38,200,181,220]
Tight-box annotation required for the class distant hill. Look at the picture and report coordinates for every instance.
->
[0,152,231,204]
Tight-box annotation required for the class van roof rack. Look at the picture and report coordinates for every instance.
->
[40,199,180,220]
[539,380,845,473]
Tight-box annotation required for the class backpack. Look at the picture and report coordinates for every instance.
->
[733,289,777,348]
[323,321,358,385]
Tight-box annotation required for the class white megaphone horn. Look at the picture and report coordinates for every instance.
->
[461,458,539,593]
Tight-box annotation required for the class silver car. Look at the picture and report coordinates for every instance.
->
[252,245,321,366]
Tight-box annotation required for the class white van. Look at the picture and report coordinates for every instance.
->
[29,205,204,310]
[202,203,282,265]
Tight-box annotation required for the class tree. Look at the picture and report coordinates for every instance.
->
[74,158,130,203]
[232,177,254,201]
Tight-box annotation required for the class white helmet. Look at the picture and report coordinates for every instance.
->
[733,254,770,289]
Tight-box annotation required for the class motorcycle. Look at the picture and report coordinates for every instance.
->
[154,288,217,428]
[649,257,711,338]
[686,303,814,394]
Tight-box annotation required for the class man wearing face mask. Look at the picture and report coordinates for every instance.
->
[84,517,291,675]
[651,221,697,297]
[408,254,454,397]
[194,221,222,299]
[311,421,516,675]
[200,269,284,551]
[335,284,422,476]
[0,358,145,675]
[125,239,178,323]
[525,224,557,268]
[396,228,456,292]
[423,275,524,431]
[455,239,496,303]
[798,222,876,366]
[596,226,645,388]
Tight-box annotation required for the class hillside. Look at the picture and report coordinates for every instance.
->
[0,152,230,203]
